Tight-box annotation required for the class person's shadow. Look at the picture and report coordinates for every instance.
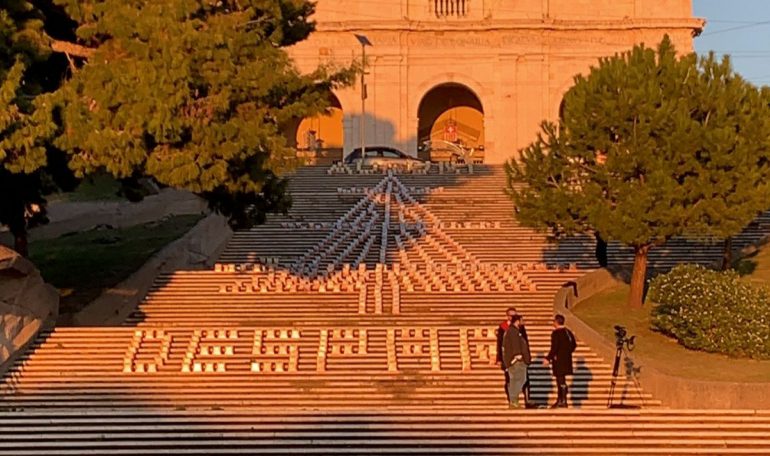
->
[571,358,592,408]
[532,351,553,408]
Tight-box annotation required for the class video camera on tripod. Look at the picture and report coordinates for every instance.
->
[614,325,636,351]
[608,325,641,409]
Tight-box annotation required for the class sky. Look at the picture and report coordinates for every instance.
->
[694,0,770,86]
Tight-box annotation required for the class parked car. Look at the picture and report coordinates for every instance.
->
[343,146,426,167]
[419,139,476,164]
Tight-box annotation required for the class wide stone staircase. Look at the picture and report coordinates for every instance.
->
[2,165,770,454]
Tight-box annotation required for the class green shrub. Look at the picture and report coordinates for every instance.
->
[648,264,770,359]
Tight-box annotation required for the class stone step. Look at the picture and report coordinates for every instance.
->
[0,410,769,454]
[4,165,769,454]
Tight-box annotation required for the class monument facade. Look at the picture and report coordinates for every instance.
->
[288,0,703,163]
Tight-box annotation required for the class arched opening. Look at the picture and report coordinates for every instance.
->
[292,94,344,165]
[417,83,484,162]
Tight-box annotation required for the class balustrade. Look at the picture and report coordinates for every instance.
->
[431,0,469,18]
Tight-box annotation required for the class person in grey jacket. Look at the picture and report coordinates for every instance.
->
[502,315,531,408]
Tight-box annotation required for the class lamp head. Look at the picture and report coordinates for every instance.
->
[354,34,373,46]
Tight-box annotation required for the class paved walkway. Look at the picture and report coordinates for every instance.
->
[0,189,206,247]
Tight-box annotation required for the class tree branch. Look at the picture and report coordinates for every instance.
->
[575,160,598,175]
[63,52,76,73]
[50,40,95,59]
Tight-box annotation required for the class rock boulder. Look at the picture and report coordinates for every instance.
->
[0,246,58,370]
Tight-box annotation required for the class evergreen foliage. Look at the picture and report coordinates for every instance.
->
[52,0,354,229]
[649,264,770,359]
[0,1,74,255]
[506,37,770,307]
[0,0,54,174]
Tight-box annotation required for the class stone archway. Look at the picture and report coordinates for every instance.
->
[292,94,344,164]
[416,83,485,162]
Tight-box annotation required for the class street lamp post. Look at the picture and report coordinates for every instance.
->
[354,34,372,161]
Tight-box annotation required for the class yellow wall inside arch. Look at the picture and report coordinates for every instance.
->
[428,106,484,148]
[295,108,344,150]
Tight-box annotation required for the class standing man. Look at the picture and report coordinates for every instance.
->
[497,308,532,406]
[502,315,531,409]
[496,307,514,402]
[544,314,577,408]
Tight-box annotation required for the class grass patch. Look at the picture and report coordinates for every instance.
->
[29,214,204,318]
[735,245,770,284]
[573,285,770,382]
[50,173,123,202]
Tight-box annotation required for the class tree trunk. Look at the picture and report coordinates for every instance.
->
[721,237,733,271]
[13,230,29,257]
[595,232,608,268]
[628,245,650,308]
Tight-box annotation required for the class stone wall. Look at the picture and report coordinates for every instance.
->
[0,246,59,374]
[74,213,233,326]
[555,269,770,409]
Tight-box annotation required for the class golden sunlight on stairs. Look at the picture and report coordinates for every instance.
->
[2,165,769,454]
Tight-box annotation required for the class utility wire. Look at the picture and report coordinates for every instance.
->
[700,19,770,36]
[707,20,770,24]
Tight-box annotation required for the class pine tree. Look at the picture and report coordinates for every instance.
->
[0,1,70,255]
[507,37,770,307]
[51,0,354,229]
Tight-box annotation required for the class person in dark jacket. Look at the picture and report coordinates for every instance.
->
[544,314,577,408]
[502,315,531,408]
[496,308,514,401]
[496,308,531,406]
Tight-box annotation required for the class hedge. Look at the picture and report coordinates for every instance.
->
[648,264,770,360]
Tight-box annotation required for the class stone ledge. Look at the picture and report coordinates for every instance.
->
[73,213,232,327]
[554,268,770,409]
[318,18,706,33]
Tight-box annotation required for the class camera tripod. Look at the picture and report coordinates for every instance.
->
[607,342,644,409]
